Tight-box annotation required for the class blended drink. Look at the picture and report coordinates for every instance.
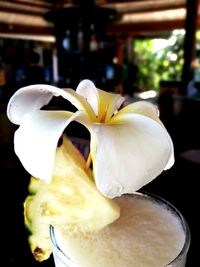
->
[50,192,190,267]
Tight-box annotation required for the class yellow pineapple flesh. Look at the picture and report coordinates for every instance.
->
[24,135,120,262]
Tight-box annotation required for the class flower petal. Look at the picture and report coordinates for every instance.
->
[76,80,98,115]
[112,100,174,170]
[117,101,163,126]
[7,84,96,125]
[90,113,174,198]
[14,110,90,183]
[76,79,124,122]
[98,89,125,123]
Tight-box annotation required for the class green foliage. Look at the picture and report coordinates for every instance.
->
[133,30,185,91]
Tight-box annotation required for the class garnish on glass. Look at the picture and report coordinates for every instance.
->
[7,79,174,261]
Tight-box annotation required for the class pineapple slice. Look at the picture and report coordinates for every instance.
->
[24,135,120,262]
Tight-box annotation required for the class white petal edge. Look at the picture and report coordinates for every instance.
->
[76,79,125,122]
[76,79,98,116]
[90,113,174,198]
[112,101,174,170]
[14,110,90,183]
[7,83,96,125]
[116,100,163,126]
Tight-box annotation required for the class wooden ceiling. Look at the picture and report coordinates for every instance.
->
[0,0,198,41]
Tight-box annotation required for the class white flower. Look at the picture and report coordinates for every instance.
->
[7,79,174,198]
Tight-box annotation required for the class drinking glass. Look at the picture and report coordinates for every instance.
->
[49,192,191,267]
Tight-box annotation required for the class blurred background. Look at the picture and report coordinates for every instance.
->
[0,0,199,266]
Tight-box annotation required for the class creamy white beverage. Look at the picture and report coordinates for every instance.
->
[50,193,190,267]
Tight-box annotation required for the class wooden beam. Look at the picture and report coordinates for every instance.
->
[0,22,53,36]
[101,0,186,15]
[180,0,198,95]
[5,0,52,9]
[0,6,46,16]
[107,19,185,36]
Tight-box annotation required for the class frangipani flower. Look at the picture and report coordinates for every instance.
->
[7,79,174,198]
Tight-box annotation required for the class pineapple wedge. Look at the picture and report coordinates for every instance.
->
[24,135,120,262]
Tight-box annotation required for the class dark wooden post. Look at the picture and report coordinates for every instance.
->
[181,0,198,95]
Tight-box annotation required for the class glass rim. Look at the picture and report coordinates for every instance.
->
[49,191,191,267]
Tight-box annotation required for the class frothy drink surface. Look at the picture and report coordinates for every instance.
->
[57,194,185,267]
